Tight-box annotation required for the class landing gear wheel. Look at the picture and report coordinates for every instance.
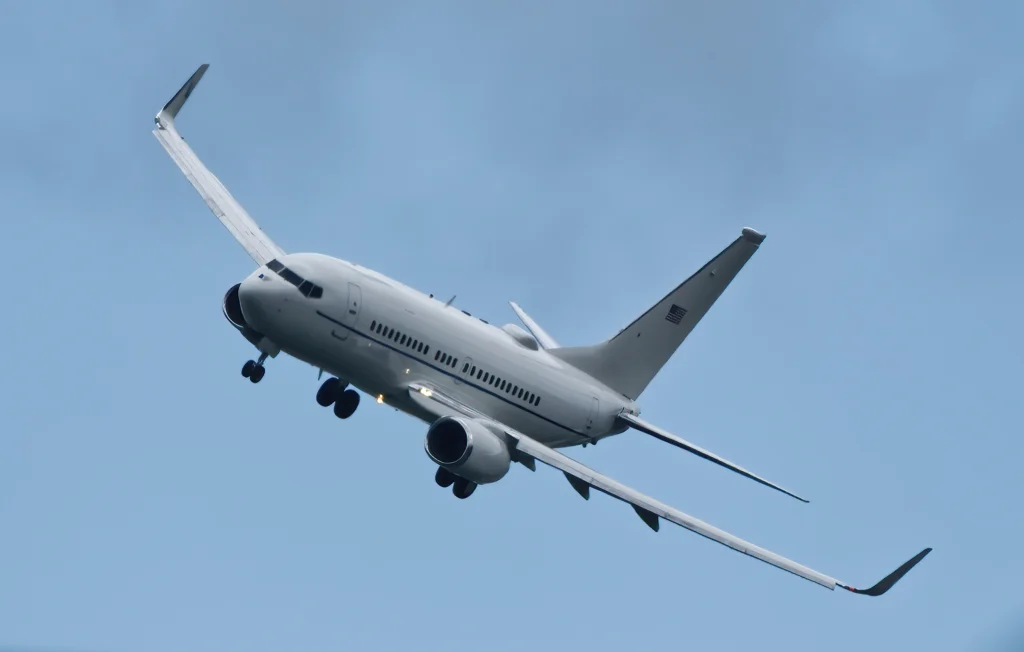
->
[435,467,456,488]
[242,360,256,378]
[452,477,477,499]
[316,377,346,407]
[248,364,265,384]
[333,389,360,419]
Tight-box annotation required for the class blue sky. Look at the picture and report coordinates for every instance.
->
[1,1,1022,650]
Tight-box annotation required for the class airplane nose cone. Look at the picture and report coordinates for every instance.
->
[238,272,272,327]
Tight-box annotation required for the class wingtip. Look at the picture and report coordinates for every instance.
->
[839,547,932,597]
[156,63,210,126]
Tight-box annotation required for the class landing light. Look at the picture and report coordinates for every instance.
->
[419,387,433,397]
[377,394,384,404]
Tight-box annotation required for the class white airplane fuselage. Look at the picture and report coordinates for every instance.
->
[236,252,635,448]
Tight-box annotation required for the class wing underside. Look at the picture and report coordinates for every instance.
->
[152,64,285,265]
[406,382,931,596]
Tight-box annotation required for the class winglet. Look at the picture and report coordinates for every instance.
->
[156,63,209,126]
[838,548,932,596]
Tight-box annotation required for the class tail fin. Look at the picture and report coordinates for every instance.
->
[551,228,765,399]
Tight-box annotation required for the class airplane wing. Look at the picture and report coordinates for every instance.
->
[509,301,560,349]
[618,413,808,503]
[152,64,285,265]
[406,382,932,596]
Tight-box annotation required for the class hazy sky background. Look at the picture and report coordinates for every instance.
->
[2,1,1022,650]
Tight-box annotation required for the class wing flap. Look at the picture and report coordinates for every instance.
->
[152,65,285,265]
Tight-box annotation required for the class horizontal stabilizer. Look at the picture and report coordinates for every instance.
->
[618,413,807,503]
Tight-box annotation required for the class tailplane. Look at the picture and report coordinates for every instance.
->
[551,228,765,399]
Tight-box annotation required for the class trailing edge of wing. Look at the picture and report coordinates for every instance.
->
[619,413,808,503]
[509,302,560,349]
[152,65,285,266]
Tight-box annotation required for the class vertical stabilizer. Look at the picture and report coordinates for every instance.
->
[550,228,765,399]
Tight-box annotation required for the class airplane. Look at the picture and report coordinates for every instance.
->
[152,64,931,597]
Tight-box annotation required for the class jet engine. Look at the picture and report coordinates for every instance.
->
[424,416,511,485]
[222,282,265,347]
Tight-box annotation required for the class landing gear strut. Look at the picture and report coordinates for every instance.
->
[241,353,268,384]
[316,376,360,419]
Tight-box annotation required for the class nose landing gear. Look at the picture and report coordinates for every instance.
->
[241,353,268,383]
[316,376,360,419]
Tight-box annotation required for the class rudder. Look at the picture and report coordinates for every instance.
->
[551,228,766,399]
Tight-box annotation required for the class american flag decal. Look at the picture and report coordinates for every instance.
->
[665,304,687,325]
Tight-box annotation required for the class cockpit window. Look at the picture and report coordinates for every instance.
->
[265,260,324,299]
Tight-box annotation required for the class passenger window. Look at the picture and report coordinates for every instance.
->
[512,385,518,395]
[387,328,395,339]
[377,323,383,334]
[518,388,524,399]
[309,286,323,299]
[462,363,469,373]
[470,366,476,375]
[370,320,377,330]
[476,369,483,380]
[451,358,458,368]
[483,373,490,383]
[418,343,424,353]
[499,380,505,390]
[400,334,407,345]
[424,345,430,355]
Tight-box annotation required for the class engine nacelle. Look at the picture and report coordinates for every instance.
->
[424,416,511,485]
[222,283,265,348]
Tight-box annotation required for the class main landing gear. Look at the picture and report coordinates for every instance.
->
[316,376,360,419]
[241,353,268,384]
[435,467,477,499]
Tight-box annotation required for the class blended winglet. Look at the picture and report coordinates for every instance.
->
[156,63,209,126]
[838,548,933,597]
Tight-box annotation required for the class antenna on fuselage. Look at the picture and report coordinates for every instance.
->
[444,294,456,308]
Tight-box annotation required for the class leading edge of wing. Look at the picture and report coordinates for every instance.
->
[619,413,808,503]
[152,65,285,266]
[511,432,930,595]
